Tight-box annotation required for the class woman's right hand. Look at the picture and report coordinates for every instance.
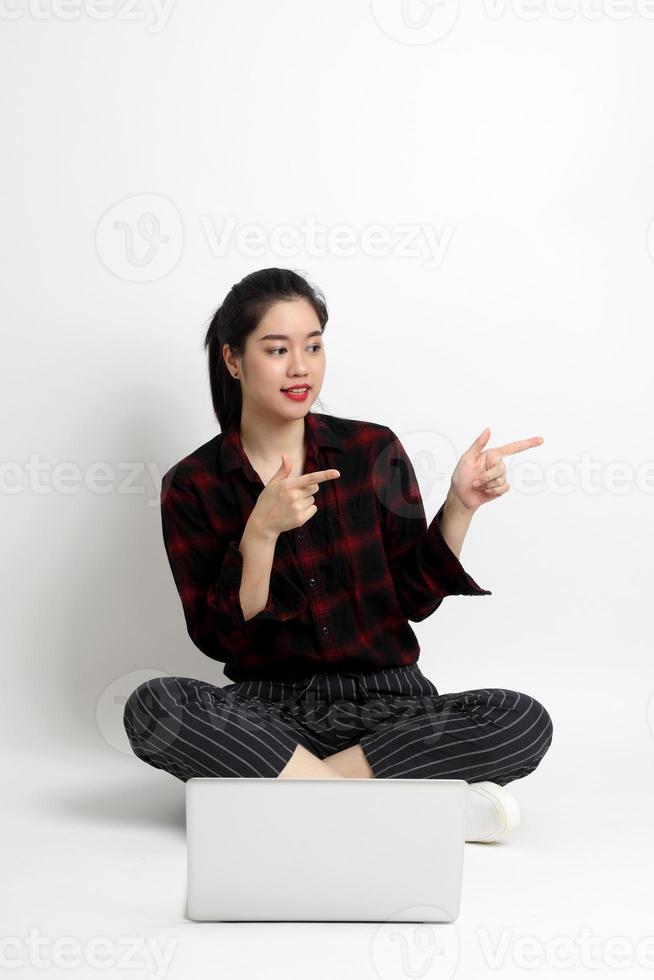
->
[248,454,341,539]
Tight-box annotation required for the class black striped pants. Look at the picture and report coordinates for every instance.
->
[122,663,553,783]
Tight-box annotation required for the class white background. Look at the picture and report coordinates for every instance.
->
[3,1,654,977]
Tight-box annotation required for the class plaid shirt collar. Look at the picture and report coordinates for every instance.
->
[219,410,344,483]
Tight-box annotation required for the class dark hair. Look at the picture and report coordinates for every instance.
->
[203,267,329,432]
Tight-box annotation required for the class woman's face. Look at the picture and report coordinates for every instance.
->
[233,298,326,418]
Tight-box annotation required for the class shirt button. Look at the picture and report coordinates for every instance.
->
[296,531,304,540]
[308,578,316,587]
[321,626,329,635]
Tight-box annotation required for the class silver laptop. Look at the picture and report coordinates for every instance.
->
[186,777,469,922]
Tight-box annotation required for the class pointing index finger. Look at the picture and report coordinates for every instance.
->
[296,468,341,484]
[493,436,544,457]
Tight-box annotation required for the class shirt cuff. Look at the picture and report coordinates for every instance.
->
[421,501,492,597]
[208,540,309,631]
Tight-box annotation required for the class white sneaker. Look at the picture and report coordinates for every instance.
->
[465,781,521,842]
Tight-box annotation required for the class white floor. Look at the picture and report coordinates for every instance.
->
[6,729,653,980]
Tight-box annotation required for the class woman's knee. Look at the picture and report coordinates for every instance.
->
[500,688,554,769]
[468,688,552,784]
[494,688,552,736]
[519,691,553,748]
[122,675,199,747]
[469,688,553,766]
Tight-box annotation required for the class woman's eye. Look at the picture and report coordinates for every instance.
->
[268,345,322,355]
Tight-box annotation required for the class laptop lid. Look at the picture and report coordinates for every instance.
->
[186,777,468,922]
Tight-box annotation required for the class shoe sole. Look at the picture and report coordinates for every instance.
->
[466,781,521,842]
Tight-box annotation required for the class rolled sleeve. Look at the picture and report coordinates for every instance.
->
[210,539,308,630]
[420,499,492,598]
[161,468,308,663]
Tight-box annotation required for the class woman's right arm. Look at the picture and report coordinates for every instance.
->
[237,518,279,622]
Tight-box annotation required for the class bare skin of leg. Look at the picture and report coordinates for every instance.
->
[322,743,374,779]
[277,744,342,779]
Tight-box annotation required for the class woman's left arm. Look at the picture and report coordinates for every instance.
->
[442,426,545,556]
[439,490,475,559]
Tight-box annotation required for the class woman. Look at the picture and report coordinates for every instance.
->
[123,267,553,844]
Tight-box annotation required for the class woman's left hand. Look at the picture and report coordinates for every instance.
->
[449,427,544,513]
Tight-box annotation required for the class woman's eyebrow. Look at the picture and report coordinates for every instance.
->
[257,331,323,341]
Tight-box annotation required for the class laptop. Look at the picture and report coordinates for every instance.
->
[186,777,469,922]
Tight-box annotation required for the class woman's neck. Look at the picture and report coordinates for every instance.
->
[239,410,307,472]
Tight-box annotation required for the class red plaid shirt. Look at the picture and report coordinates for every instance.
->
[160,411,491,682]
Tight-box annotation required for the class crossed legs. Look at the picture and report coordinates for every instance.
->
[278,686,553,783]
[123,676,551,785]
[322,743,374,778]
[278,743,373,779]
